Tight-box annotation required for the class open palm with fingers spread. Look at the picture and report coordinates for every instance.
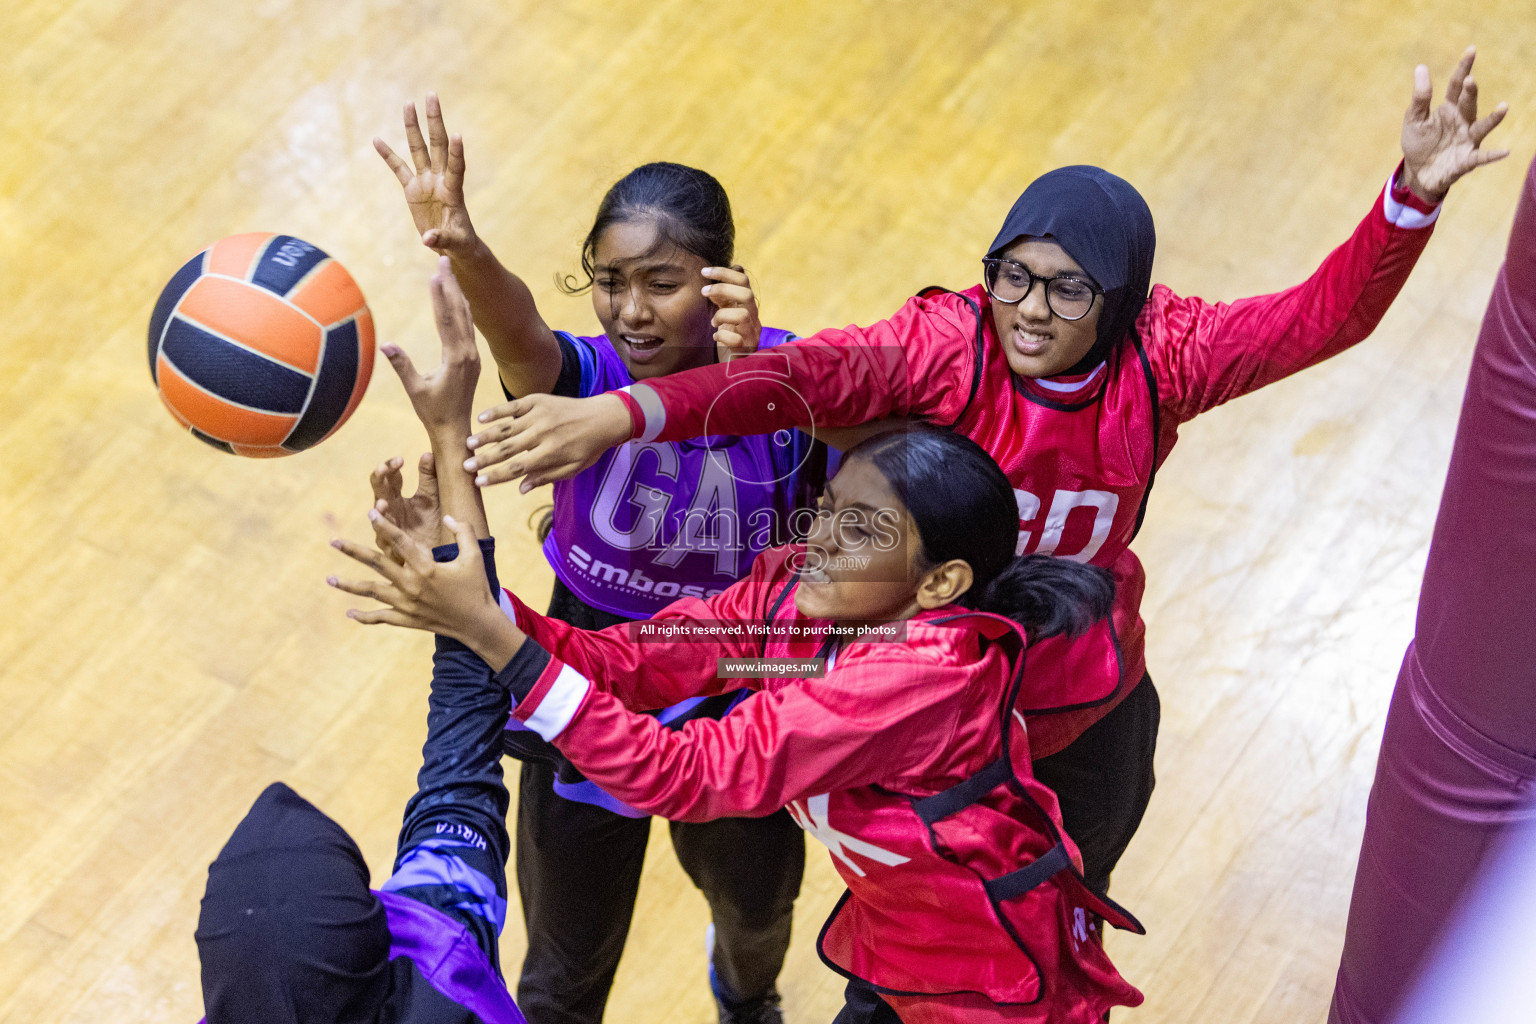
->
[465,392,632,492]
[379,256,483,433]
[1401,47,1509,203]
[329,512,524,669]
[374,92,479,257]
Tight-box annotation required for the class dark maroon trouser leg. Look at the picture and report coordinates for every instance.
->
[1330,155,1536,1023]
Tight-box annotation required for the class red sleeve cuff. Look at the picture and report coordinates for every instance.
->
[499,648,593,740]
[610,389,644,440]
[1390,160,1442,215]
[1382,161,1442,230]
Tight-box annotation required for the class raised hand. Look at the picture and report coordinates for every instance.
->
[465,393,633,492]
[702,265,763,358]
[374,92,478,257]
[330,512,524,668]
[368,453,440,564]
[381,257,482,433]
[1401,47,1509,203]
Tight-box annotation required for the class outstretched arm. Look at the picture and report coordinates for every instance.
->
[376,257,490,543]
[331,520,959,823]
[1152,49,1509,423]
[496,643,964,822]
[336,475,515,971]
[327,510,519,971]
[341,503,794,712]
[375,93,563,398]
[383,608,513,968]
[461,290,978,492]
[498,547,794,710]
[341,264,526,965]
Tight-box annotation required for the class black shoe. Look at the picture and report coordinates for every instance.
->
[707,925,785,1024]
[715,988,783,1024]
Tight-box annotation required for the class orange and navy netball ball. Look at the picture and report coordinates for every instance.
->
[147,232,375,457]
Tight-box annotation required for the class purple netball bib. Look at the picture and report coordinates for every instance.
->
[546,329,811,617]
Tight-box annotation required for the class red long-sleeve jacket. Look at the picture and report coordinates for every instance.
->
[614,168,1441,753]
[501,545,1014,820]
[496,546,1142,1020]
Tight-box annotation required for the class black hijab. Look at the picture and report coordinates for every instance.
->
[988,165,1156,374]
[196,783,393,1024]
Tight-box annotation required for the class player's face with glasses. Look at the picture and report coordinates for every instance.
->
[984,237,1103,379]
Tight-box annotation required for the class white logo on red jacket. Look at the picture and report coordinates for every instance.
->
[787,794,910,877]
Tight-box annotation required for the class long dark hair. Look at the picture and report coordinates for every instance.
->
[558,162,735,295]
[843,428,1113,642]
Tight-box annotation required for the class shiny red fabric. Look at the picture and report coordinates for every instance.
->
[503,548,1142,1020]
[806,769,1143,1022]
[632,171,1437,756]
[502,547,1120,820]
[1330,157,1536,1023]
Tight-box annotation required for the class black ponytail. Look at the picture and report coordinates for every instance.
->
[559,162,735,295]
[842,427,1114,642]
[974,554,1114,642]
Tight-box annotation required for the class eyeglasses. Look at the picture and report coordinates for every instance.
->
[982,258,1101,321]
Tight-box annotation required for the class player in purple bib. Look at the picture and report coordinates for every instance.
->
[377,95,815,1024]
[543,326,812,618]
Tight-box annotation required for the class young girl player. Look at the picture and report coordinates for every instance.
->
[332,425,1147,1024]
[452,51,1509,895]
[375,97,818,1024]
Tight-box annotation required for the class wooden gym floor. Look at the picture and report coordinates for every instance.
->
[2,1,1533,1020]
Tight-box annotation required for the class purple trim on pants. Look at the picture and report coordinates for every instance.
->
[551,777,650,818]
